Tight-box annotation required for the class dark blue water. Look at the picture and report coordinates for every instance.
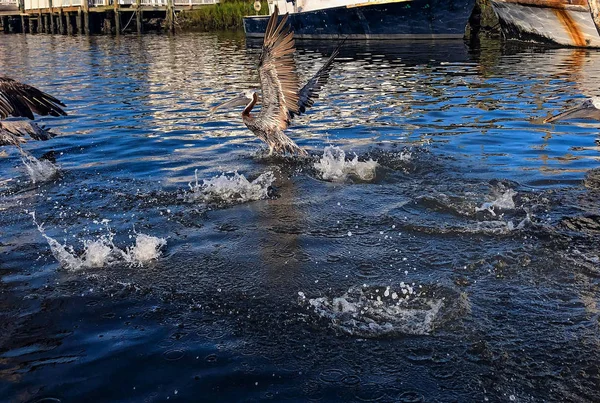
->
[1,33,599,402]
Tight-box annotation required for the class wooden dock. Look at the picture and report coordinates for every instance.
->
[0,0,218,34]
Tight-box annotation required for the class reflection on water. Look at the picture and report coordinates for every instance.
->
[1,33,599,402]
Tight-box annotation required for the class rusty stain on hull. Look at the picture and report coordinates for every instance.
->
[553,7,587,46]
[500,0,588,9]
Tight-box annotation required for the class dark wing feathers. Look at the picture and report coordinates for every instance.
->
[291,39,344,119]
[0,76,67,120]
[0,121,56,146]
[257,6,300,131]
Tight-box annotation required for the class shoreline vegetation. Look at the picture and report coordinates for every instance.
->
[177,0,269,31]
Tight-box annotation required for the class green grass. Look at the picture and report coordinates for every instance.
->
[178,0,269,31]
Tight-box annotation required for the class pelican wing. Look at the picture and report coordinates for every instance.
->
[291,40,344,119]
[0,121,57,146]
[257,6,300,131]
[0,76,67,120]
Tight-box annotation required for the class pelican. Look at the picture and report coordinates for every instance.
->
[211,6,342,156]
[545,96,600,123]
[0,75,67,147]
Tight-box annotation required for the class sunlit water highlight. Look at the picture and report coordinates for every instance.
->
[1,34,599,402]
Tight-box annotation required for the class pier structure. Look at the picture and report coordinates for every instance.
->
[0,0,218,34]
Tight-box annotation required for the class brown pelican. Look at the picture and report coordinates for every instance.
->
[211,6,342,156]
[545,96,600,123]
[0,76,67,147]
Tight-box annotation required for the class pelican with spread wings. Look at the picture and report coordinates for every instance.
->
[0,76,67,147]
[211,6,342,156]
[545,96,600,123]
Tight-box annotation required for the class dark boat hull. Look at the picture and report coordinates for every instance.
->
[243,0,476,39]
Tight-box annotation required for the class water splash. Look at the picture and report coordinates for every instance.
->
[82,238,115,268]
[474,214,531,234]
[124,234,167,266]
[31,212,83,270]
[314,146,379,182]
[20,150,59,184]
[187,169,275,204]
[30,212,166,270]
[302,283,468,338]
[476,188,517,216]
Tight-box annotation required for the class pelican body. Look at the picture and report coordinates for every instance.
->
[0,76,67,147]
[545,96,600,123]
[212,6,342,156]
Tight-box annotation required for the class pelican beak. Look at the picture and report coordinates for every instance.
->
[544,104,592,123]
[210,95,250,113]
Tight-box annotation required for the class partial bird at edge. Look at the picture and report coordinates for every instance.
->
[210,6,344,156]
[0,75,67,147]
[545,96,600,123]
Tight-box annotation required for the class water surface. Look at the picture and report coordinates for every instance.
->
[1,33,600,402]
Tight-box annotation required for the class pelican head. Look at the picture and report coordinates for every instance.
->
[210,90,257,113]
[545,96,600,123]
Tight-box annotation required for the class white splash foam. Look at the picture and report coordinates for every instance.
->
[474,213,531,234]
[31,212,166,270]
[187,170,275,204]
[476,189,517,216]
[83,238,116,268]
[20,150,59,184]
[314,146,378,182]
[304,283,466,337]
[124,234,167,266]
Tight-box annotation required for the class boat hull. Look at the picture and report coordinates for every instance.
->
[491,0,600,47]
[243,0,476,40]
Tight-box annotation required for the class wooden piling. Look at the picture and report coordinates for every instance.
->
[66,12,73,34]
[20,15,25,34]
[136,0,143,34]
[103,15,111,34]
[49,11,54,33]
[38,11,42,33]
[1,16,8,33]
[114,1,121,34]
[77,8,82,34]
[166,0,174,33]
[59,8,64,34]
[83,0,90,35]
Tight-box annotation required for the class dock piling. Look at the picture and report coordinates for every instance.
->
[114,2,121,34]
[166,0,174,33]
[76,8,82,34]
[67,12,73,34]
[83,0,90,35]
[136,0,143,34]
